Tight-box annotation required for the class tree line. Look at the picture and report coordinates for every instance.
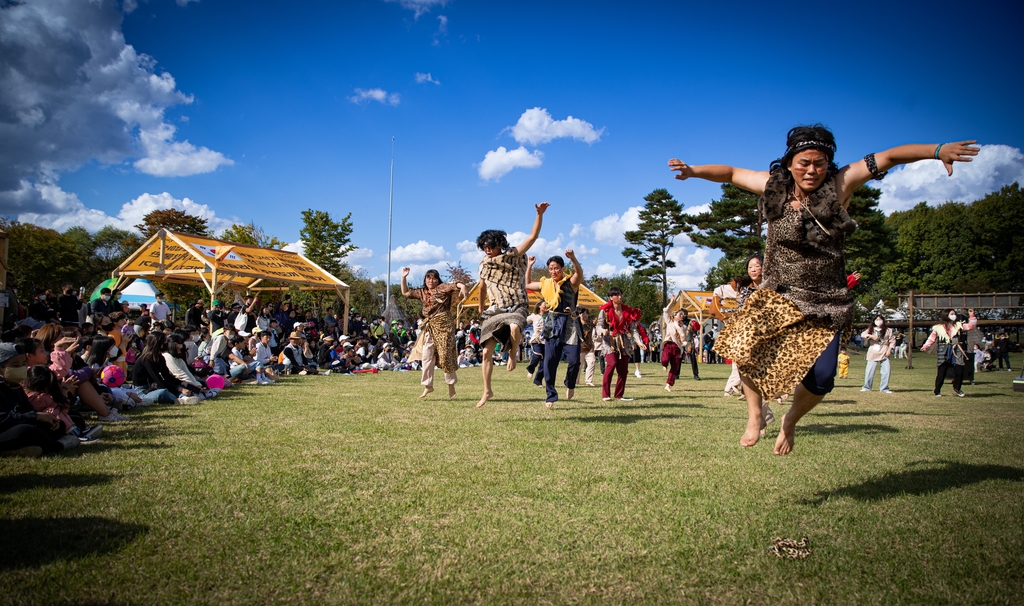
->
[617,182,1024,320]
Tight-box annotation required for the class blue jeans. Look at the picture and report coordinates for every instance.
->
[137,387,177,404]
[863,358,891,391]
[543,316,581,403]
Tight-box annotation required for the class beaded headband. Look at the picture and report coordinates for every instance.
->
[787,140,836,156]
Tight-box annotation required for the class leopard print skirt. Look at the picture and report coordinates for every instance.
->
[713,289,837,399]
[426,312,459,374]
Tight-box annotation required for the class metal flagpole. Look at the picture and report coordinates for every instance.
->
[385,136,395,313]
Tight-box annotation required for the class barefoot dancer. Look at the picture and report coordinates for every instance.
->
[401,268,468,399]
[659,292,690,393]
[526,249,584,407]
[474,203,549,408]
[670,126,978,454]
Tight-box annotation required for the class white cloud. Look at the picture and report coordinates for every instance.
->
[377,263,448,284]
[590,206,642,245]
[349,88,401,106]
[665,247,713,290]
[415,72,440,85]
[594,263,620,278]
[133,121,233,177]
[477,146,543,181]
[176,0,200,6]
[18,189,237,235]
[283,242,374,268]
[877,144,1024,214]
[384,0,448,19]
[684,203,711,216]
[0,0,231,213]
[569,223,584,238]
[508,107,604,146]
[432,15,448,45]
[456,239,485,265]
[391,240,449,264]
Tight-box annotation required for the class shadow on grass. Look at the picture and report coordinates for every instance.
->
[812,410,933,418]
[0,516,147,570]
[798,423,899,436]
[804,460,1024,504]
[0,473,115,498]
[572,402,705,411]
[548,413,687,424]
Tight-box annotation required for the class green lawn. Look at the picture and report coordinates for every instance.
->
[2,358,1023,604]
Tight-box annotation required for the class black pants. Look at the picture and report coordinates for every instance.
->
[935,361,964,395]
[688,349,700,378]
[0,424,64,455]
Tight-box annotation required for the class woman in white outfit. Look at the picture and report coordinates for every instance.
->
[861,315,896,393]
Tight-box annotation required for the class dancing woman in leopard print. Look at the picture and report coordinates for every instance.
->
[669,125,978,454]
[401,267,468,400]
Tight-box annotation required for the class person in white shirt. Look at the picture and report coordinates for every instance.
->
[151,292,171,322]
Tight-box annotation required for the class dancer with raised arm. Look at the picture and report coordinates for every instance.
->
[526,249,584,407]
[401,267,468,399]
[474,203,549,408]
[669,126,977,454]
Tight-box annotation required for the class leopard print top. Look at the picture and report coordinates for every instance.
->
[760,178,854,337]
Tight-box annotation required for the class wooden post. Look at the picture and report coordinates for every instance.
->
[906,290,914,370]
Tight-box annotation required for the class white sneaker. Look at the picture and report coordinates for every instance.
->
[634,370,642,379]
[178,395,201,405]
[256,376,268,385]
[860,387,870,392]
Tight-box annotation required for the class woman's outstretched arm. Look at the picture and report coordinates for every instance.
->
[836,141,979,204]
[668,160,771,195]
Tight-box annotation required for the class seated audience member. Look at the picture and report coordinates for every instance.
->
[227,335,258,383]
[163,334,217,399]
[131,332,201,405]
[251,329,280,379]
[23,365,98,440]
[282,332,318,375]
[376,343,399,370]
[0,343,79,456]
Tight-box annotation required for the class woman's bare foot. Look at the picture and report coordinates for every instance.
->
[740,417,762,447]
[545,400,553,409]
[774,414,796,455]
[665,384,671,392]
[448,384,456,399]
[565,388,574,400]
[420,386,434,398]
[476,390,493,408]
[507,357,517,372]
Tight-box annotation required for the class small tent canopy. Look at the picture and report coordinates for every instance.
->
[111,229,351,331]
[458,280,606,315]
[90,277,160,310]
[664,290,739,330]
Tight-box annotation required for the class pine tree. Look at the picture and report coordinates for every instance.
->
[621,189,688,304]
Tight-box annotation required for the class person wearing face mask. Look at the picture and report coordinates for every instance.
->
[0,343,81,456]
[921,308,977,397]
[28,288,54,323]
[90,287,113,321]
[151,292,170,322]
[671,126,977,454]
[861,315,896,393]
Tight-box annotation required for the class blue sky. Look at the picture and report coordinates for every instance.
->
[4,0,1023,288]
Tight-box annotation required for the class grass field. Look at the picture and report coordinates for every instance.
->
[2,357,1023,605]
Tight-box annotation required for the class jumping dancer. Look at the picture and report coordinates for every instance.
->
[671,126,977,454]
[475,203,549,408]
